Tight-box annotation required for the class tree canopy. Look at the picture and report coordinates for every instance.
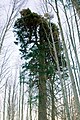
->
[14,8,66,120]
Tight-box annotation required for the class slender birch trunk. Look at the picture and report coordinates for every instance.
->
[26,104,29,120]
[21,77,24,120]
[11,80,16,120]
[7,85,11,120]
[19,77,21,120]
[3,80,7,120]
[29,80,32,120]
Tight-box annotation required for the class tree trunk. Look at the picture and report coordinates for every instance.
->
[19,79,21,120]
[29,80,32,120]
[51,79,55,120]
[11,80,16,120]
[21,77,24,120]
[38,43,47,120]
[7,85,11,120]
[49,76,55,120]
[3,80,7,120]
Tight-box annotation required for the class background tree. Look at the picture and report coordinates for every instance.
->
[0,0,28,53]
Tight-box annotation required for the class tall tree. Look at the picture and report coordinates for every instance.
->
[14,8,63,120]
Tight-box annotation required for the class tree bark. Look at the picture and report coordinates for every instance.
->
[3,80,7,120]
[38,43,47,120]
[51,79,55,120]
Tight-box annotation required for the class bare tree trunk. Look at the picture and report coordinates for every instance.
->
[21,76,24,120]
[19,77,21,120]
[51,82,55,120]
[26,104,29,120]
[7,85,11,120]
[11,79,16,120]
[29,80,32,120]
[49,76,55,120]
[3,80,7,120]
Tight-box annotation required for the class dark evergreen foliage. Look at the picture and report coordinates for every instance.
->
[14,8,67,120]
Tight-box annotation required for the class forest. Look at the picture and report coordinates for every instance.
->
[0,0,80,120]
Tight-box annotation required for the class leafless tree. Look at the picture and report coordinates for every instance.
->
[0,0,28,53]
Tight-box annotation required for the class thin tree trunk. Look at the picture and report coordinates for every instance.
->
[19,78,21,120]
[29,81,32,120]
[26,104,29,120]
[11,80,16,120]
[28,78,33,120]
[7,85,11,120]
[51,81,55,120]
[49,76,55,120]
[3,80,7,120]
[21,77,24,120]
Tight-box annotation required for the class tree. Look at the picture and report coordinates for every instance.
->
[3,80,7,120]
[14,8,61,120]
[0,0,28,53]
